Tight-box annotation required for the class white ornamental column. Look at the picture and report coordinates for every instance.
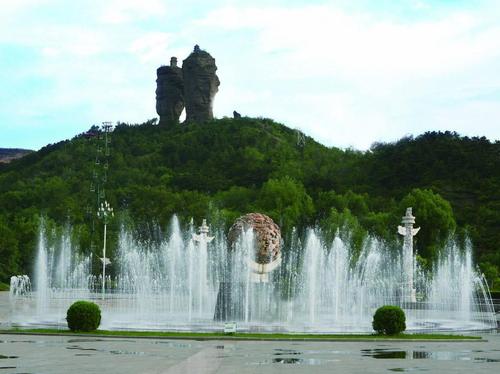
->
[192,219,215,244]
[397,207,420,303]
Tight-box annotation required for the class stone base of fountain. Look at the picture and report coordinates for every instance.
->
[213,282,244,321]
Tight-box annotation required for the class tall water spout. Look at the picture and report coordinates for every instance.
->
[34,224,49,316]
[301,229,324,324]
[192,219,214,317]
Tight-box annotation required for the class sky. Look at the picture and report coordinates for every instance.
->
[1,0,500,150]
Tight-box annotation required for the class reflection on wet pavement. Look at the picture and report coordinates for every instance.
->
[389,368,429,372]
[153,341,192,348]
[66,344,153,357]
[109,350,146,356]
[361,348,500,362]
[250,357,337,365]
[272,357,303,364]
[67,339,108,343]
[273,348,302,356]
[362,349,407,359]
[1,332,500,373]
[66,345,99,351]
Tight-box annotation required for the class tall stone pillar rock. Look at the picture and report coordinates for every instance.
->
[156,57,184,126]
[182,45,220,123]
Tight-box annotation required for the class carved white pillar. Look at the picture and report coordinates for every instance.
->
[192,219,215,244]
[398,207,420,303]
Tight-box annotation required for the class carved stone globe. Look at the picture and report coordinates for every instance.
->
[227,213,281,265]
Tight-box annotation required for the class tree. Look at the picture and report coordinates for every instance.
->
[320,208,367,256]
[257,177,314,231]
[479,262,499,289]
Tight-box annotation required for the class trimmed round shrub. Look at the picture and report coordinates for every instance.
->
[66,301,101,331]
[372,305,406,335]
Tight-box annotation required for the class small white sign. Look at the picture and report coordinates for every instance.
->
[224,322,237,333]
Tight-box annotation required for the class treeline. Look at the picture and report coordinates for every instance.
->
[0,117,498,289]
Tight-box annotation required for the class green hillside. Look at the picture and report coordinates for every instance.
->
[0,117,499,288]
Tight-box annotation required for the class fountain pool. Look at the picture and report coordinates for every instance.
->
[8,215,497,333]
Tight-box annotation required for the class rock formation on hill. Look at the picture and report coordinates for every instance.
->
[155,57,184,126]
[155,45,219,125]
[182,45,220,123]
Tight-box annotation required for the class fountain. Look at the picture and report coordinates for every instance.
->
[9,275,31,297]
[8,210,497,333]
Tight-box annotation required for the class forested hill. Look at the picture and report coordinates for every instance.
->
[0,117,499,288]
[0,148,33,163]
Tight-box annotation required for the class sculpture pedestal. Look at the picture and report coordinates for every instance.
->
[213,282,244,321]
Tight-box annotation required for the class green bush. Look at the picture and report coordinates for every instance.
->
[372,305,406,335]
[66,301,101,331]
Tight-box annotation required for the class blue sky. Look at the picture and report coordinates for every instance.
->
[1,0,499,150]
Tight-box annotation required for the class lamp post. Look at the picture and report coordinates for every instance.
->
[97,200,113,299]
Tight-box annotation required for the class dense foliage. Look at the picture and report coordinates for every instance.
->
[0,117,499,288]
[372,305,406,335]
[66,300,101,331]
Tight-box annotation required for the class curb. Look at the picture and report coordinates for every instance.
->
[0,331,487,343]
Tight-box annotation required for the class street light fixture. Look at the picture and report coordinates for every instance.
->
[97,200,113,299]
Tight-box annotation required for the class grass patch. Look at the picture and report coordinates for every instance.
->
[0,282,9,291]
[1,328,481,341]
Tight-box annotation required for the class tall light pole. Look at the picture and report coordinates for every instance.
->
[97,200,113,299]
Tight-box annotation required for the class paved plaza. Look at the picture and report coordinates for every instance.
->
[0,332,499,374]
[2,292,500,373]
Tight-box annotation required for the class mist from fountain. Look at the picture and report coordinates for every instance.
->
[8,216,497,332]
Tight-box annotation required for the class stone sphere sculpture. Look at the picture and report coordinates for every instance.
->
[228,213,281,265]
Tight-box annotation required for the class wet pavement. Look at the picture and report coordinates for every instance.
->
[0,332,499,373]
[1,291,500,373]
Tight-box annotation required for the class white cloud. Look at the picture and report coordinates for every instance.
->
[129,32,173,63]
[199,5,500,76]
[0,0,49,22]
[411,1,431,11]
[0,24,107,58]
[100,0,167,24]
[196,3,500,148]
